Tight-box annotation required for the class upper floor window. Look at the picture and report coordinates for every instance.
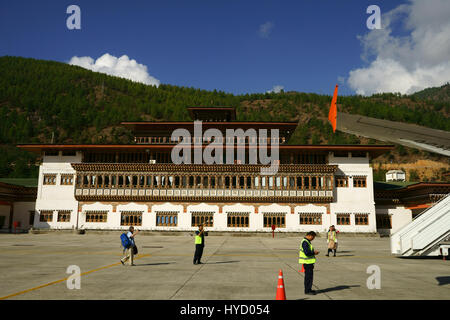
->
[43,174,57,185]
[353,176,367,188]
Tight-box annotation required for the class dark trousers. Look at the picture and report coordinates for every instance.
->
[193,244,204,264]
[327,248,337,255]
[303,263,314,293]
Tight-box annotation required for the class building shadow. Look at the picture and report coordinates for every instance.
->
[317,285,360,294]
[206,260,240,264]
[436,276,450,286]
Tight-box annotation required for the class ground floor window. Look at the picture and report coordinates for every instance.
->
[355,214,369,225]
[39,210,53,222]
[121,211,143,226]
[156,211,178,226]
[85,210,108,223]
[191,212,214,227]
[57,210,71,222]
[299,213,322,225]
[376,214,391,229]
[263,213,286,228]
[227,213,249,228]
[336,214,351,225]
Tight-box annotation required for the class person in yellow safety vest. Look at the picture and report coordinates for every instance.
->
[299,231,319,295]
[326,225,338,257]
[193,224,205,265]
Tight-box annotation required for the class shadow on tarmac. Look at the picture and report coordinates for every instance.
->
[436,276,450,286]
[205,261,240,264]
[317,285,360,293]
[135,262,175,266]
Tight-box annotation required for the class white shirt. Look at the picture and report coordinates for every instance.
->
[127,231,135,246]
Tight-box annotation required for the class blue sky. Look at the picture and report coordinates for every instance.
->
[2,0,440,96]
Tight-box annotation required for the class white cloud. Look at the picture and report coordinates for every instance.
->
[259,21,274,39]
[267,85,284,93]
[348,0,450,95]
[68,53,160,87]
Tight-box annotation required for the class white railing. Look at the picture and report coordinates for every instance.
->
[390,194,450,256]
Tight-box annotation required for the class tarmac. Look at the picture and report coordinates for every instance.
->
[0,232,448,300]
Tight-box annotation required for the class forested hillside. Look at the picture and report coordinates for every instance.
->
[0,56,449,179]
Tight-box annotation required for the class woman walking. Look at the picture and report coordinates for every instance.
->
[326,225,338,257]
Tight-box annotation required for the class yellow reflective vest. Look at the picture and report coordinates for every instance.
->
[195,234,203,245]
[327,231,336,242]
[299,238,316,264]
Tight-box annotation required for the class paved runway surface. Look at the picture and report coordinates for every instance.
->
[0,233,448,300]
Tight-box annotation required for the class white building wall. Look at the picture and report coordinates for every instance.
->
[329,153,377,233]
[376,206,413,235]
[32,151,388,233]
[34,151,81,229]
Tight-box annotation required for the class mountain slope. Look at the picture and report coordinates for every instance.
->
[0,56,449,180]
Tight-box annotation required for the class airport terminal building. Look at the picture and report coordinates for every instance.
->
[16,107,412,233]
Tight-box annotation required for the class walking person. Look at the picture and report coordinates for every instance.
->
[193,224,206,265]
[121,226,139,266]
[299,231,319,295]
[326,225,338,257]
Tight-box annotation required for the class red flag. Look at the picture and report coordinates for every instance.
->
[328,85,338,133]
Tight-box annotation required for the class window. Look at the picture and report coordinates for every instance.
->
[39,210,53,222]
[376,214,391,229]
[263,213,286,228]
[85,211,108,222]
[60,174,74,185]
[43,174,57,185]
[353,176,367,188]
[120,211,143,226]
[57,210,71,222]
[299,213,322,225]
[156,211,178,226]
[336,214,351,225]
[191,212,214,227]
[335,176,348,188]
[227,212,250,227]
[355,214,369,225]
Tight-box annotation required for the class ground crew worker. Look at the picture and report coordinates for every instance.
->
[193,224,205,265]
[299,231,319,295]
[326,225,338,257]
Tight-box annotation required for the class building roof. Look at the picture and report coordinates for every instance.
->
[374,181,450,206]
[386,169,405,174]
[121,121,299,132]
[17,144,394,158]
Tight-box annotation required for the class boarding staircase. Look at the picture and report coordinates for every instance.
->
[390,193,450,257]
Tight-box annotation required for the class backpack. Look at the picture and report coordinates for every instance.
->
[120,233,132,249]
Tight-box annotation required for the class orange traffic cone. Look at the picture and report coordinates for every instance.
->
[299,264,305,273]
[275,269,286,300]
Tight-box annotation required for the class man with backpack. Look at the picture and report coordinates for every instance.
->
[121,226,139,266]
